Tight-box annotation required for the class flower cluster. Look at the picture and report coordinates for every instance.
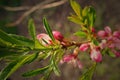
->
[79,43,102,62]
[37,31,83,68]
[60,47,83,69]
[60,54,83,69]
[98,26,120,57]
[37,26,120,69]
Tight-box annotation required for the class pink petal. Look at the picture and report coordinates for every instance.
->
[90,49,102,62]
[62,55,74,62]
[37,33,48,40]
[99,40,107,49]
[104,26,112,35]
[79,43,89,51]
[115,52,120,57]
[97,30,108,38]
[52,31,64,41]
[77,60,83,69]
[113,31,120,38]
[37,33,51,45]
[108,43,115,49]
[91,28,96,33]
[115,43,120,49]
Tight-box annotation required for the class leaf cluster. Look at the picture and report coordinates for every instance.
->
[0,18,63,80]
[0,0,98,80]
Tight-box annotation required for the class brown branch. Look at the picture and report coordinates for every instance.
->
[1,0,55,11]
[61,39,91,49]
[3,6,30,11]
[6,0,68,27]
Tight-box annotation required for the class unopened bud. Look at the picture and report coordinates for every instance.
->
[79,43,89,51]
[90,48,102,62]
[97,30,108,38]
[52,31,64,41]
[113,31,120,38]
[37,33,52,45]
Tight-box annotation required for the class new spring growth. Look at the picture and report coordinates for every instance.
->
[60,47,83,69]
[98,26,120,57]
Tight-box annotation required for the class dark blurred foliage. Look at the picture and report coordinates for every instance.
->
[0,0,20,34]
[0,0,120,80]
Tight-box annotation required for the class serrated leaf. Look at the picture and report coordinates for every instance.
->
[74,31,86,37]
[80,63,97,80]
[28,19,36,41]
[0,52,38,80]
[70,0,82,17]
[22,66,49,77]
[43,17,55,41]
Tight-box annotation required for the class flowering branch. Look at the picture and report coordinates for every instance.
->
[0,0,120,80]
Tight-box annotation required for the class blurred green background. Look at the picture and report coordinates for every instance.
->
[0,0,120,80]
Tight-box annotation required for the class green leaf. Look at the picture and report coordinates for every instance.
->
[40,68,52,80]
[24,52,39,64]
[82,7,89,17]
[0,48,26,58]
[0,29,23,45]
[92,39,99,46]
[35,39,45,49]
[83,18,89,26]
[51,59,60,76]
[28,19,36,40]
[22,66,49,77]
[70,0,82,17]
[0,38,12,47]
[74,31,86,38]
[43,17,55,41]
[68,14,84,25]
[9,34,34,47]
[50,51,60,76]
[80,63,97,80]
[108,51,116,57]
[0,53,38,80]
[88,6,96,27]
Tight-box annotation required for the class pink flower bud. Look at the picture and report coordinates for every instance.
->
[113,31,120,38]
[37,33,52,45]
[111,49,120,57]
[52,31,64,41]
[108,43,115,49]
[91,28,96,33]
[79,43,89,51]
[77,60,83,69]
[97,30,107,38]
[60,54,83,69]
[104,26,112,34]
[115,52,120,57]
[90,49,102,62]
[61,54,74,63]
